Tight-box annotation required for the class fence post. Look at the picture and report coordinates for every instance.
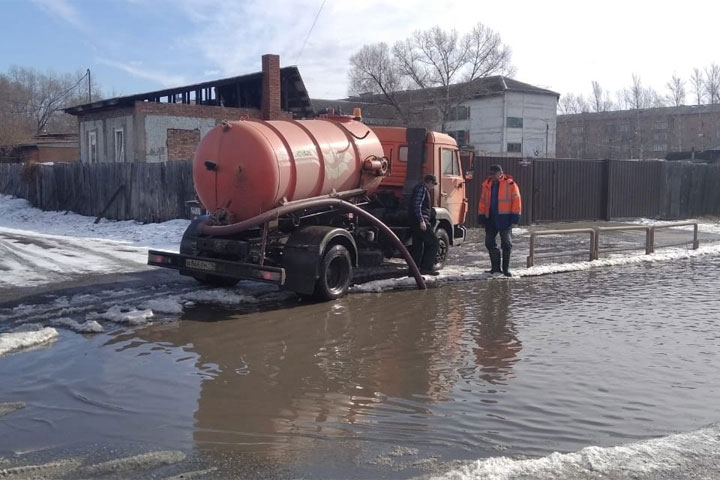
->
[601,159,611,221]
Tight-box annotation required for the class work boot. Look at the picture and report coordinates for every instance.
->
[502,249,512,277]
[485,250,502,274]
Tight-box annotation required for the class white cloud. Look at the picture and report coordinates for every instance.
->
[107,0,720,101]
[30,0,85,30]
[96,58,186,88]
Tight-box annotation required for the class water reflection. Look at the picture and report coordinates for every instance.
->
[134,291,469,460]
[470,281,522,385]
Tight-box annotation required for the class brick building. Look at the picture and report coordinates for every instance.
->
[64,55,312,163]
[557,104,720,161]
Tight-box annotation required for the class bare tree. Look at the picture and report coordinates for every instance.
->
[690,67,704,105]
[348,22,514,129]
[348,43,408,122]
[666,73,686,106]
[705,63,720,104]
[590,80,614,112]
[558,93,589,114]
[0,66,93,139]
[625,74,646,109]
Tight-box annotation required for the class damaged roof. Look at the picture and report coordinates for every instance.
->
[64,66,313,117]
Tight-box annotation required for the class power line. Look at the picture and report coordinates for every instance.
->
[0,71,89,110]
[296,0,326,61]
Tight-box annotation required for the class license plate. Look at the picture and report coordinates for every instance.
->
[185,259,216,271]
[190,206,203,216]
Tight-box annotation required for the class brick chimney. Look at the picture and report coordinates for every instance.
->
[261,54,281,120]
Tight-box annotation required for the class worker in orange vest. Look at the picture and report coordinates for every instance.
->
[477,164,522,276]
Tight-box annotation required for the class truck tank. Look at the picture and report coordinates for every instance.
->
[193,117,387,222]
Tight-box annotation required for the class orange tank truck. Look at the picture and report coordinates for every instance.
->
[148,113,470,300]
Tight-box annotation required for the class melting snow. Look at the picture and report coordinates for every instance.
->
[429,423,720,480]
[0,327,59,356]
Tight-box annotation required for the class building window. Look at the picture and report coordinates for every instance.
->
[506,117,523,128]
[88,130,97,163]
[440,149,460,176]
[507,142,522,153]
[652,144,667,152]
[571,126,584,134]
[114,129,124,162]
[653,132,667,141]
[448,130,469,146]
[654,120,668,130]
[449,105,469,121]
[618,123,630,132]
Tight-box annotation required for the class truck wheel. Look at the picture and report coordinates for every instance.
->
[434,228,450,270]
[315,244,352,301]
[192,273,240,288]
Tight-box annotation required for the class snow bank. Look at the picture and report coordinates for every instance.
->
[430,424,720,480]
[0,194,188,251]
[353,243,720,293]
[0,327,59,356]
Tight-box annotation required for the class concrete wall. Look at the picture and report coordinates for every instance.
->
[143,115,217,163]
[504,92,557,157]
[444,92,557,157]
[78,109,134,163]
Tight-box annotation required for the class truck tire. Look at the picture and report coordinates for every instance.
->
[315,244,352,301]
[433,228,450,270]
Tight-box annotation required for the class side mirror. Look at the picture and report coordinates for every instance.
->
[463,151,475,180]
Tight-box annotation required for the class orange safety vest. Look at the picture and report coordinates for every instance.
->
[477,175,522,227]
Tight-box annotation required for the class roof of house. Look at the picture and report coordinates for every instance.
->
[345,75,559,106]
[16,133,79,148]
[64,67,313,117]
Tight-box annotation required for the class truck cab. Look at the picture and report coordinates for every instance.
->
[369,127,468,260]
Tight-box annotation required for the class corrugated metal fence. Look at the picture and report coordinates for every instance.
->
[463,156,720,227]
[1,158,719,225]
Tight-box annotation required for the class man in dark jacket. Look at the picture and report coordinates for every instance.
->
[477,165,522,276]
[409,174,439,275]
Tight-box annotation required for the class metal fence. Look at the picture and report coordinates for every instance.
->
[463,157,720,227]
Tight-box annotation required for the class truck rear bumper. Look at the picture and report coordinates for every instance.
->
[148,250,285,285]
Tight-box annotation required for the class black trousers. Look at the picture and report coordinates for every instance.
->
[410,222,439,270]
[485,222,513,252]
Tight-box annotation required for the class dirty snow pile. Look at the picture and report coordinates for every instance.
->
[0,327,58,356]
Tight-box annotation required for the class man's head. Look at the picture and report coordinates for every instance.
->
[489,164,503,182]
[424,174,438,188]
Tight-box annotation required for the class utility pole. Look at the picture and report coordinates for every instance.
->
[87,69,92,103]
[545,122,549,157]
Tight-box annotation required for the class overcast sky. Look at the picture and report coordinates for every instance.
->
[1,0,719,103]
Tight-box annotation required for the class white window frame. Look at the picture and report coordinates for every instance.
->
[114,128,125,162]
[88,130,97,163]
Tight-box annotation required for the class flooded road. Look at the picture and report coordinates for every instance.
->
[2,253,720,478]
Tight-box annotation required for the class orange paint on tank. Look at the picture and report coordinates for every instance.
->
[193,117,386,222]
